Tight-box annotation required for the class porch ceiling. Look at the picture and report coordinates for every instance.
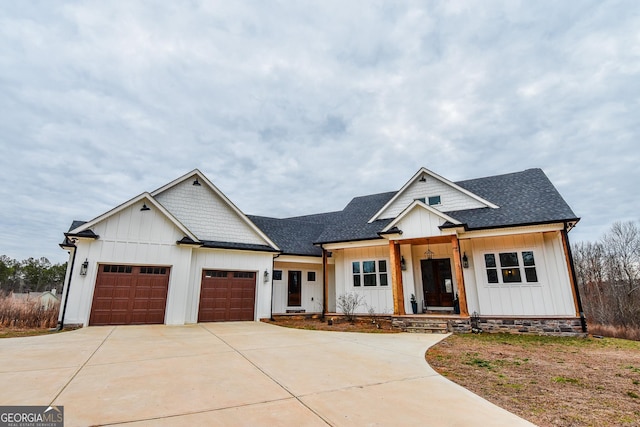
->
[391,236,453,245]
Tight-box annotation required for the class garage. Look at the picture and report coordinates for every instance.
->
[198,270,256,322]
[89,265,170,326]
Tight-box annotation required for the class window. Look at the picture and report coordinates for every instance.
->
[428,195,441,206]
[273,270,282,281]
[307,271,316,281]
[204,270,227,278]
[353,259,389,287]
[233,272,255,279]
[140,267,167,275]
[415,197,426,203]
[352,262,361,287]
[484,251,538,284]
[103,265,132,273]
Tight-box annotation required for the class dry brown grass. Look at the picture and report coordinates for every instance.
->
[427,334,640,426]
[0,295,60,329]
[588,323,640,341]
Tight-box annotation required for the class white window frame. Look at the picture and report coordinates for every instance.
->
[352,259,389,287]
[483,250,539,285]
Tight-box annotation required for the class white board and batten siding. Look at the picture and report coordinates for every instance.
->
[272,261,324,314]
[377,175,487,219]
[393,207,450,240]
[463,232,576,316]
[154,178,267,245]
[62,202,194,326]
[186,249,274,323]
[333,245,393,314]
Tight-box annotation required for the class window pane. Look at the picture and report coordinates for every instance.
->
[273,270,282,280]
[363,261,376,273]
[502,268,522,283]
[525,267,538,282]
[415,197,426,203]
[353,275,361,287]
[380,274,388,286]
[378,260,387,273]
[363,274,377,286]
[522,251,535,266]
[499,252,519,267]
[352,262,360,274]
[428,195,441,206]
[487,269,499,283]
[484,254,496,268]
[307,271,316,281]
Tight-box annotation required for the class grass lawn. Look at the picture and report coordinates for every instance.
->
[426,333,640,426]
[0,327,62,338]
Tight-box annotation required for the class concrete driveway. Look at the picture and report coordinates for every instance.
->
[0,322,534,426]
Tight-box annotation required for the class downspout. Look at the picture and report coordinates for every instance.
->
[270,253,280,321]
[563,223,587,333]
[321,247,327,320]
[58,245,77,330]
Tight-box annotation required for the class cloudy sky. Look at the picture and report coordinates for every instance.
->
[1,1,638,264]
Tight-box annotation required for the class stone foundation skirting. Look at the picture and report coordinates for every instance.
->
[391,316,587,336]
[474,317,586,336]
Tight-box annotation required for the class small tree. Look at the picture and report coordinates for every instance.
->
[336,292,365,323]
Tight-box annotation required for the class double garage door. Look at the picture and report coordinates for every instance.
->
[90,265,256,325]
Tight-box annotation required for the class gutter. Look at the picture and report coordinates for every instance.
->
[562,223,587,333]
[58,243,78,330]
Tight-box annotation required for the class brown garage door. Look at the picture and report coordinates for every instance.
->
[198,270,256,322]
[90,265,170,326]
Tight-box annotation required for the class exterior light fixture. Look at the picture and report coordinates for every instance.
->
[141,203,150,211]
[80,259,89,276]
[462,253,469,268]
[263,269,270,283]
[400,256,406,271]
[425,242,434,260]
[418,175,427,182]
[193,178,201,186]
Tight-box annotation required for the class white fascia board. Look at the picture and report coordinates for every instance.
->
[321,239,387,251]
[368,167,499,223]
[151,169,280,251]
[275,255,323,264]
[69,192,199,242]
[457,223,565,239]
[381,200,461,233]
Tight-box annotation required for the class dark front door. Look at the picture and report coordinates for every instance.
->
[288,271,302,306]
[421,259,454,308]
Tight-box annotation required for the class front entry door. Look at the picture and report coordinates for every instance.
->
[421,259,454,308]
[288,271,302,306]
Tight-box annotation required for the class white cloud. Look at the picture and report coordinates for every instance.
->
[0,0,638,262]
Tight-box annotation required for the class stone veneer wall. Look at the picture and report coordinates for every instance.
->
[392,316,587,336]
[472,317,586,336]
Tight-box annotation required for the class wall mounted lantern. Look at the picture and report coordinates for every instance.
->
[462,253,469,269]
[193,178,201,186]
[80,259,89,276]
[263,269,270,283]
[400,256,406,271]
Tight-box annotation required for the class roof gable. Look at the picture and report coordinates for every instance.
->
[369,167,499,223]
[69,193,198,241]
[152,169,279,250]
[382,200,461,237]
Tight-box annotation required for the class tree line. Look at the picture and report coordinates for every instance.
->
[572,221,640,334]
[0,255,67,294]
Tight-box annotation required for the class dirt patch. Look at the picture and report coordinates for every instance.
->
[426,333,640,426]
[263,315,401,333]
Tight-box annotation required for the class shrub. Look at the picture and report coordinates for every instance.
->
[336,292,365,323]
[0,294,60,329]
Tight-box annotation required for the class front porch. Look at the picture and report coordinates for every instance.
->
[387,235,470,318]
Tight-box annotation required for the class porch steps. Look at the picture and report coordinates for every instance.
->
[392,316,451,334]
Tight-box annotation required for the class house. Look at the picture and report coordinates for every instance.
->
[59,167,585,335]
[12,290,60,308]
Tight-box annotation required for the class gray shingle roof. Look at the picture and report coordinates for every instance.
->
[445,168,578,230]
